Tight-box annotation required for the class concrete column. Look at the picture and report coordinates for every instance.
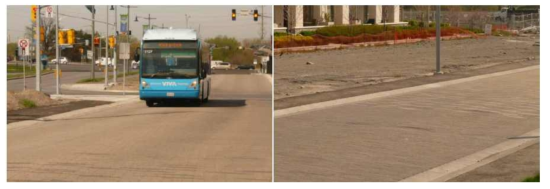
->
[334,5,349,25]
[274,6,284,28]
[368,5,383,24]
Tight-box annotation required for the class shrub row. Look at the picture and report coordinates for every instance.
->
[275,27,475,48]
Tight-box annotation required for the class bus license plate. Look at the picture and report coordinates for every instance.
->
[167,92,175,97]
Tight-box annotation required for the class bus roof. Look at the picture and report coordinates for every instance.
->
[143,29,197,41]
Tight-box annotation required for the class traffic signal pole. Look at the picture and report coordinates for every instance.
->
[35,5,41,91]
[91,9,95,79]
[113,5,117,85]
[56,5,60,94]
[105,5,109,89]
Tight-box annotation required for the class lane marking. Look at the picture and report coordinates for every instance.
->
[400,129,539,182]
[275,65,539,118]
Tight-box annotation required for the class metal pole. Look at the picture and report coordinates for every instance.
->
[113,6,117,85]
[127,5,130,75]
[56,5,60,94]
[148,14,151,29]
[105,5,109,89]
[23,49,26,90]
[435,5,442,74]
[91,9,95,79]
[35,6,41,91]
[123,59,126,95]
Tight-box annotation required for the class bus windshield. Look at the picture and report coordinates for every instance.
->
[141,41,198,79]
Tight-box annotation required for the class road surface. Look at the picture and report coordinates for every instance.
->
[8,73,273,182]
[275,68,539,181]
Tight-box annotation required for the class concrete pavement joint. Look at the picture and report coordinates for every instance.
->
[275,65,539,118]
[7,97,140,131]
[400,129,540,182]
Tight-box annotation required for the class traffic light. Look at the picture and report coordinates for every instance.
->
[31,5,37,22]
[94,37,100,46]
[67,29,75,45]
[58,31,66,45]
[108,36,115,48]
[232,9,236,21]
[40,27,45,42]
[253,10,259,21]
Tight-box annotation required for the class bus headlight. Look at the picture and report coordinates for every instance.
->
[190,81,197,88]
[142,81,148,87]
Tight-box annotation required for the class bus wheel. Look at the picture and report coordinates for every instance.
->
[146,100,155,107]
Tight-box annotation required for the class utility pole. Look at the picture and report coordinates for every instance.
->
[55,5,60,94]
[435,5,442,74]
[35,5,41,91]
[91,7,95,79]
[105,5,109,89]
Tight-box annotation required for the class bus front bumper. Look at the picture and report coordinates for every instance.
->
[140,90,200,100]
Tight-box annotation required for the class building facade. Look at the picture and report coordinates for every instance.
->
[274,5,406,33]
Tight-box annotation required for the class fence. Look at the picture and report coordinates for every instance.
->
[401,10,539,32]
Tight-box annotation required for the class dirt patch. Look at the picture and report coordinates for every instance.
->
[7,90,73,111]
[7,100,112,124]
[275,35,539,100]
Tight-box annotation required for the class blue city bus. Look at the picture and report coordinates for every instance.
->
[139,29,211,107]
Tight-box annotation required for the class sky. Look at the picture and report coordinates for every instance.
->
[7,5,272,43]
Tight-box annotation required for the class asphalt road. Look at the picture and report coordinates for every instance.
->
[8,73,273,182]
[275,68,539,181]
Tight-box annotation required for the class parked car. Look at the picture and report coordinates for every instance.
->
[95,57,113,66]
[237,64,255,70]
[216,62,231,70]
[50,57,69,64]
[210,60,223,69]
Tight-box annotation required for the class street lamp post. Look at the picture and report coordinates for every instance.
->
[35,5,41,91]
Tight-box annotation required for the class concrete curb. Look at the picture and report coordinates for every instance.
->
[400,129,540,182]
[61,84,139,93]
[7,97,140,131]
[275,65,539,118]
[7,72,54,80]
[50,94,138,102]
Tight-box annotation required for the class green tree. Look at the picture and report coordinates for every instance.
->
[7,43,18,60]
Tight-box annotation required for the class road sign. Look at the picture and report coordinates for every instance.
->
[120,14,128,33]
[18,39,29,50]
[85,39,89,46]
[240,9,250,16]
[46,6,54,18]
[87,50,93,59]
[119,43,130,60]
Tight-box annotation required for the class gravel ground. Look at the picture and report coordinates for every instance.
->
[7,90,73,111]
[275,35,540,100]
